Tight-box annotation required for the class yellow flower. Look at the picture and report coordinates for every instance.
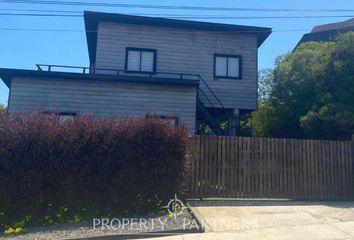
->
[72,215,81,223]
[4,227,14,235]
[14,227,24,234]
[63,207,69,212]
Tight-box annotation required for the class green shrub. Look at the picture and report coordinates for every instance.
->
[0,112,190,231]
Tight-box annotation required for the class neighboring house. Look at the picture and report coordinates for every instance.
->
[0,11,271,135]
[296,18,354,48]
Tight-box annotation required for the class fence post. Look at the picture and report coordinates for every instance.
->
[352,134,354,197]
[352,134,354,164]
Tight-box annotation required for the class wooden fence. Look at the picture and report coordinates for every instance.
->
[189,135,354,200]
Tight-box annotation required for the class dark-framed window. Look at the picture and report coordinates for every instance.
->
[146,114,179,126]
[42,111,76,122]
[58,112,76,122]
[214,54,242,79]
[125,47,157,73]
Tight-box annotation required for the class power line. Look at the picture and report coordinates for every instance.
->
[1,0,354,12]
[0,12,353,20]
[0,13,81,17]
[2,8,353,18]
[0,27,85,32]
[0,8,82,13]
[0,9,352,19]
[0,27,311,33]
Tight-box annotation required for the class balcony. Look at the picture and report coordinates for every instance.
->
[36,64,201,82]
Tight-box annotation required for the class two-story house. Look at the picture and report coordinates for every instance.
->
[0,11,271,135]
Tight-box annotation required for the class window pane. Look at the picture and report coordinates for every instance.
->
[141,51,154,72]
[228,57,240,77]
[215,57,227,76]
[127,51,140,71]
[59,115,74,122]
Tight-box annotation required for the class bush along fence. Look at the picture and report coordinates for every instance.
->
[189,135,354,200]
[0,112,190,232]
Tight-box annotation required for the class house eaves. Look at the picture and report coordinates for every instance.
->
[0,68,199,89]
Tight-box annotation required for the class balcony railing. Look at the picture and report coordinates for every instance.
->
[36,64,201,81]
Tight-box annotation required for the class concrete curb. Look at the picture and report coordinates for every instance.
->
[67,228,202,240]
[68,203,205,240]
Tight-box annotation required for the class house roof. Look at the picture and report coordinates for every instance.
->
[84,11,272,66]
[296,18,354,48]
[0,68,199,89]
[312,18,354,33]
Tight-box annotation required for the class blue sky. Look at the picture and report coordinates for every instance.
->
[1,0,354,105]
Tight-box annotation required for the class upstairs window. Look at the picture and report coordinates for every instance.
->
[214,54,242,79]
[125,48,156,73]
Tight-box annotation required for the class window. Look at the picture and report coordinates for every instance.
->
[214,54,242,79]
[146,114,179,126]
[59,113,76,122]
[125,48,156,73]
[42,111,76,122]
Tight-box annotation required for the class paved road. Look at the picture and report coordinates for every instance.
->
[144,200,354,240]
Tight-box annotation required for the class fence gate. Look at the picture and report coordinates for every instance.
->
[189,135,354,200]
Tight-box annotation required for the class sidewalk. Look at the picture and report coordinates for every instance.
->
[143,200,354,240]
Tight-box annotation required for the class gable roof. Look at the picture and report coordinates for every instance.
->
[84,11,272,66]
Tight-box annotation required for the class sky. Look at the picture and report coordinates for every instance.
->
[1,0,354,105]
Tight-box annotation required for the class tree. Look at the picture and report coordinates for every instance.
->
[251,99,275,137]
[299,33,354,139]
[258,68,274,100]
[252,32,354,140]
[0,104,5,114]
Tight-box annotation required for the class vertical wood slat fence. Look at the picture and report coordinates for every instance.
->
[189,135,354,200]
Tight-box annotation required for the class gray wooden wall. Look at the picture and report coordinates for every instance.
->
[95,21,258,111]
[9,77,197,131]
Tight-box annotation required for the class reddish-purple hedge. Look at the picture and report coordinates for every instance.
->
[0,112,190,228]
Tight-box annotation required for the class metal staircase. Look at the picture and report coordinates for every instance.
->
[196,75,230,136]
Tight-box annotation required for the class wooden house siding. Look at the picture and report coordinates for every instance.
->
[95,21,258,110]
[9,77,197,131]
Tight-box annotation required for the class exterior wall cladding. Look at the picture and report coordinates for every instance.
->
[95,21,259,111]
[9,77,197,131]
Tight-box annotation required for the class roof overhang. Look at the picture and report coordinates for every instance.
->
[84,11,272,66]
[0,68,199,88]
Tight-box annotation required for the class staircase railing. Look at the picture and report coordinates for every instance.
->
[197,75,224,109]
[197,75,229,135]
